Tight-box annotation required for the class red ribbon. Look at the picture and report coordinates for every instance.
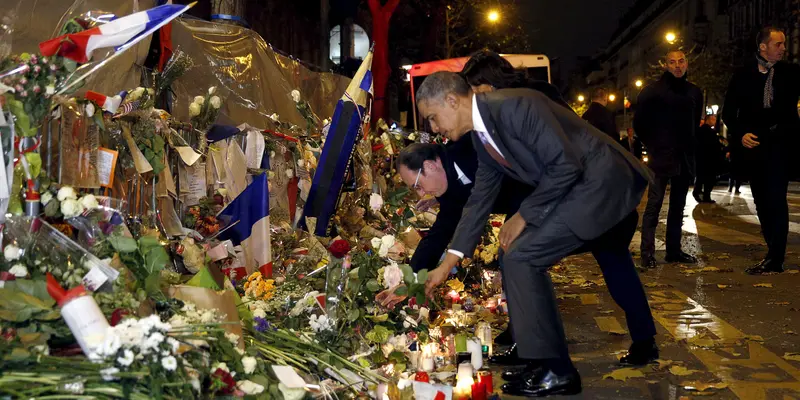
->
[46,272,87,307]
[258,262,273,279]
[263,129,300,143]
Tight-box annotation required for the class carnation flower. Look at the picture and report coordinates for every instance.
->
[189,102,201,117]
[61,198,83,218]
[225,332,240,346]
[291,89,301,103]
[161,355,178,371]
[117,349,135,367]
[242,356,257,374]
[369,193,384,212]
[210,96,221,109]
[41,191,53,206]
[383,263,403,289]
[4,244,21,261]
[193,95,205,104]
[253,308,267,319]
[9,264,28,278]
[238,380,266,395]
[80,194,99,211]
[57,186,77,201]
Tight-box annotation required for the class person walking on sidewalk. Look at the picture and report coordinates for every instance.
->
[634,49,704,269]
[693,114,722,203]
[721,26,800,274]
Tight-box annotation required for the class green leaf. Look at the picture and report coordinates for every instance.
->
[394,286,408,296]
[25,153,42,178]
[368,314,389,322]
[416,292,425,306]
[108,235,138,253]
[400,264,414,286]
[366,279,381,292]
[347,308,360,322]
[144,272,163,298]
[5,280,52,302]
[63,58,78,72]
[417,269,428,284]
[153,135,165,150]
[144,246,169,274]
[138,235,161,251]
[364,325,392,344]
[358,264,368,281]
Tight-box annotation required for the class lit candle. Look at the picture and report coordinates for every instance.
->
[477,371,493,394]
[472,380,487,400]
[448,290,461,303]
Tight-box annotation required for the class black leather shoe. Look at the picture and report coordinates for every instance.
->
[489,343,524,365]
[665,251,697,264]
[501,368,582,397]
[619,340,659,366]
[502,360,544,381]
[495,327,514,346]
[745,259,784,275]
[702,198,716,204]
[640,256,658,269]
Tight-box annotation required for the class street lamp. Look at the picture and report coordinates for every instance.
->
[665,32,677,44]
[487,10,500,23]
[635,79,643,88]
[608,94,616,102]
[577,94,585,102]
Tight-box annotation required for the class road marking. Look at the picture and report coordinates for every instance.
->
[580,293,600,305]
[648,290,800,399]
[730,214,800,235]
[594,316,626,335]
[629,231,665,252]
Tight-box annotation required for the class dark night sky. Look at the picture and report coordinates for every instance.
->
[517,0,636,82]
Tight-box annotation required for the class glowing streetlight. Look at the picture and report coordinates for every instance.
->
[608,94,616,102]
[635,79,643,88]
[665,32,677,44]
[577,94,585,102]
[487,10,500,23]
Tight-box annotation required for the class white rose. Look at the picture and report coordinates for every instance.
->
[189,102,201,117]
[242,356,257,374]
[419,307,430,321]
[369,193,384,212]
[45,85,55,95]
[80,194,99,211]
[291,89,301,103]
[238,380,265,395]
[383,264,403,289]
[161,355,178,371]
[208,86,217,95]
[214,362,230,373]
[41,191,53,206]
[253,308,266,319]
[285,169,294,178]
[210,96,221,109]
[193,95,205,104]
[85,102,95,118]
[379,235,396,258]
[371,237,382,250]
[9,264,28,278]
[4,244,21,261]
[61,198,83,218]
[57,186,77,201]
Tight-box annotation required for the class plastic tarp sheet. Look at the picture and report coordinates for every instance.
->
[4,0,350,129]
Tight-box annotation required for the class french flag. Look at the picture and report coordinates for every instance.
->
[39,4,192,63]
[216,172,273,278]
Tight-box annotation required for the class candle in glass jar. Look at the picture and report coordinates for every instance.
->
[477,371,493,394]
[471,380,487,400]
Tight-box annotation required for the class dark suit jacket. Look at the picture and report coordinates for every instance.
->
[410,135,534,271]
[582,102,618,140]
[449,89,652,258]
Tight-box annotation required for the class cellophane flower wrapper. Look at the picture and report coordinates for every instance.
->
[66,196,128,253]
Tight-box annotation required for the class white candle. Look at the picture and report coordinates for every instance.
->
[421,356,435,372]
[61,294,109,356]
[467,338,483,370]
[457,362,474,381]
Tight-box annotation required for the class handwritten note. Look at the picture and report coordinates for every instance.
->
[97,148,118,188]
[183,162,207,206]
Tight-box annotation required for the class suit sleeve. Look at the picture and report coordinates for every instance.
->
[606,111,619,138]
[448,155,504,257]
[409,194,467,272]
[721,72,743,145]
[502,94,584,227]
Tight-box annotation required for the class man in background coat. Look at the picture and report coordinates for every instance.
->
[582,87,618,140]
[415,71,657,397]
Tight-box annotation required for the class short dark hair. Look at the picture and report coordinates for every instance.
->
[756,26,784,49]
[665,48,685,59]
[397,143,443,171]
[461,49,527,89]
[592,87,607,101]
[416,71,471,105]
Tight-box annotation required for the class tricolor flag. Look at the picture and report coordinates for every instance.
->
[216,173,272,277]
[85,91,123,114]
[39,3,193,63]
[300,47,373,236]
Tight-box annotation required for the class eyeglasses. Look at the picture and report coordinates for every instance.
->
[413,169,422,190]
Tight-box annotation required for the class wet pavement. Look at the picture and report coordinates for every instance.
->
[494,183,800,399]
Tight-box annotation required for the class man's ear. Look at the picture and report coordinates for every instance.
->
[422,159,440,173]
[445,93,459,108]
[759,42,767,52]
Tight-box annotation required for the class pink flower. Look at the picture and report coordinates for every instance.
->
[33,65,41,74]
[41,57,48,64]
[30,55,38,64]
[50,64,57,71]
[19,91,27,97]
[383,263,403,289]
[14,85,22,92]
[19,78,27,85]
[32,86,41,93]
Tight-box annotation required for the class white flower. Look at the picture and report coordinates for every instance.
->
[291,89,301,103]
[225,332,240,346]
[208,86,217,95]
[193,95,205,104]
[117,349,135,367]
[161,355,178,371]
[101,333,122,357]
[41,191,53,206]
[253,308,266,319]
[167,337,180,353]
[214,362,230,373]
[189,102,201,117]
[4,244,21,261]
[297,159,305,168]
[80,194,99,211]
[210,96,221,109]
[238,380,266,395]
[57,186,77,201]
[9,264,28,278]
[285,169,294,178]
[383,263,403,289]
[242,356,257,374]
[379,235,396,258]
[45,85,55,95]
[129,87,145,101]
[419,307,430,321]
[142,332,166,353]
[309,314,334,332]
[369,193,384,212]
[100,367,120,381]
[371,237,382,250]
[85,102,95,118]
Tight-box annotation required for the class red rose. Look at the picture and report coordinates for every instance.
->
[415,371,430,383]
[110,309,130,327]
[212,368,236,394]
[328,239,351,259]
[491,221,503,228]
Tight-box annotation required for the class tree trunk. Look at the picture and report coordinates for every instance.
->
[211,0,246,26]
[368,0,400,125]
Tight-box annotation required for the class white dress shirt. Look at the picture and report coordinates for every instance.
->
[453,163,472,185]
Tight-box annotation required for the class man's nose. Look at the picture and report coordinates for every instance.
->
[416,187,426,196]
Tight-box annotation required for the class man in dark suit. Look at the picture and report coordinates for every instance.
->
[416,71,657,397]
[634,49,704,269]
[721,26,800,274]
[582,87,618,140]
